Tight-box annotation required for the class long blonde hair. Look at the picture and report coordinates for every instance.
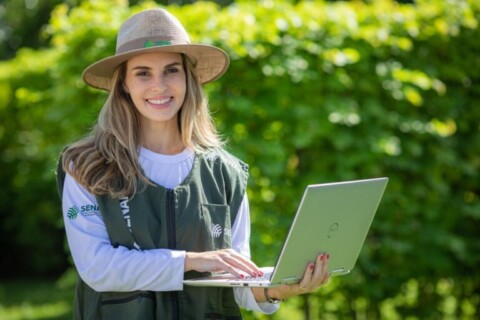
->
[62,54,223,198]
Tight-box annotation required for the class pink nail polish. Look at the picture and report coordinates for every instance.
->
[240,274,245,279]
[309,264,314,270]
[320,255,324,261]
[326,254,330,259]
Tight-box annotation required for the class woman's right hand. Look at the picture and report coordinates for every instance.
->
[185,249,263,278]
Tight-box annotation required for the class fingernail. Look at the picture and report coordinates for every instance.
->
[326,254,330,259]
[320,255,324,261]
[240,274,245,279]
[309,263,314,270]
[253,272,258,277]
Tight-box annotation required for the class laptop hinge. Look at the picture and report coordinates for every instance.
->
[331,268,351,276]
[281,276,300,285]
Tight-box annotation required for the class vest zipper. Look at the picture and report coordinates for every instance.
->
[166,189,177,249]
[166,189,179,320]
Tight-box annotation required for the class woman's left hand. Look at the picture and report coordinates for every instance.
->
[254,252,330,302]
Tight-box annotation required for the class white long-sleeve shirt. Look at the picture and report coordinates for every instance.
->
[61,147,278,314]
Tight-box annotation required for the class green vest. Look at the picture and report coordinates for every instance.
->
[57,148,249,320]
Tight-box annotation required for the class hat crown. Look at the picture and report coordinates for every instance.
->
[116,9,191,54]
[82,8,229,91]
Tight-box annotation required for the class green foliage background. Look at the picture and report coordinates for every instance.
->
[0,0,479,318]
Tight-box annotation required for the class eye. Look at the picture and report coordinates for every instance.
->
[166,67,180,74]
[136,70,150,77]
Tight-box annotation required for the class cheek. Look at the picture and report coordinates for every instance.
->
[173,77,187,100]
[125,81,146,101]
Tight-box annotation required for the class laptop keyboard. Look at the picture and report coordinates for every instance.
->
[244,271,272,281]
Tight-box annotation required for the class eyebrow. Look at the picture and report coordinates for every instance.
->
[131,62,183,71]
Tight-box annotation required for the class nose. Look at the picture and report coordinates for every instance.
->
[151,74,168,92]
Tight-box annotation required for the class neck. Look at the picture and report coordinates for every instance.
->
[140,120,185,155]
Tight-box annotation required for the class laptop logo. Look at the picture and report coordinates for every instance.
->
[327,222,339,238]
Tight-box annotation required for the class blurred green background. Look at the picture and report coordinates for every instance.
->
[1,0,479,319]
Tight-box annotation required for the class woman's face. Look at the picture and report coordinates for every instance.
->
[124,52,186,129]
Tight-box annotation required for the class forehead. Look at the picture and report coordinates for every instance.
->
[127,52,183,68]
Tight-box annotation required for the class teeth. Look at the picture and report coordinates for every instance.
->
[148,97,170,105]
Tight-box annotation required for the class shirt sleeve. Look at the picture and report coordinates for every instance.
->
[232,194,280,314]
[61,173,186,292]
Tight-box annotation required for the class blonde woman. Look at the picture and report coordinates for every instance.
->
[58,8,330,319]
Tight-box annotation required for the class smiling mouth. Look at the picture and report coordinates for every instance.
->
[147,97,172,105]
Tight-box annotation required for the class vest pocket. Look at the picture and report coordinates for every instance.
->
[101,291,155,319]
[200,204,232,250]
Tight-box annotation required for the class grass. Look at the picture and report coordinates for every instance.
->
[0,277,73,320]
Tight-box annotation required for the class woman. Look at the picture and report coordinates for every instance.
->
[57,8,330,319]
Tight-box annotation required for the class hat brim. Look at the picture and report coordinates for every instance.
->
[82,44,229,91]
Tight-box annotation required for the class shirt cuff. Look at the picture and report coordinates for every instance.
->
[233,287,280,314]
[170,250,186,290]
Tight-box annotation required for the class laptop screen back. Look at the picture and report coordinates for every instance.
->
[270,178,388,285]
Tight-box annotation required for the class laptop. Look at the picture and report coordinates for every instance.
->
[183,177,388,288]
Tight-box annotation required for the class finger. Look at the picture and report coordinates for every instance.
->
[310,253,328,286]
[311,253,324,278]
[297,262,315,292]
[320,272,330,285]
[232,255,264,276]
[219,249,263,277]
[206,251,248,278]
[187,250,249,277]
[316,253,330,286]
[322,253,330,275]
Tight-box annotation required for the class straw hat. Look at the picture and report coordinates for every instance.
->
[82,8,229,91]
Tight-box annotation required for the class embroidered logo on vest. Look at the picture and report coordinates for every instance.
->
[211,223,222,238]
[210,223,232,238]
